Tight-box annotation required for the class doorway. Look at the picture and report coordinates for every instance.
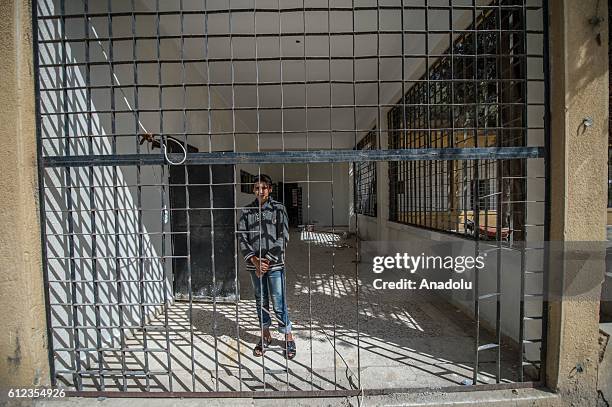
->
[168,142,236,301]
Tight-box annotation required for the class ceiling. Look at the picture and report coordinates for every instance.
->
[41,0,482,150]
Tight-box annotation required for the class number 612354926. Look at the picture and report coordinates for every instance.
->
[7,388,65,398]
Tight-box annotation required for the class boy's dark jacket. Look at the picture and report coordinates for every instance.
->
[238,198,289,265]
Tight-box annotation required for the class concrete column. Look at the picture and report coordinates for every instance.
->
[546,0,608,403]
[0,0,50,388]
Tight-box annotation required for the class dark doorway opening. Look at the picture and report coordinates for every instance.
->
[274,182,303,227]
[168,141,236,301]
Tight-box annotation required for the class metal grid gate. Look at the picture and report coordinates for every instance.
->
[34,0,549,397]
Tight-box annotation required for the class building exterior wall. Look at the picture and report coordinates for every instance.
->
[0,0,50,388]
[546,1,609,404]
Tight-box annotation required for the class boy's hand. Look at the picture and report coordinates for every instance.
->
[250,256,270,277]
[250,256,261,276]
[260,259,270,273]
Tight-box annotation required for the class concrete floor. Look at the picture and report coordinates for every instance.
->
[63,230,522,393]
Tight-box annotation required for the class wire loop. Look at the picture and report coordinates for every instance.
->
[162,137,187,165]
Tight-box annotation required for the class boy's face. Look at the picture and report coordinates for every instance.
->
[253,181,272,204]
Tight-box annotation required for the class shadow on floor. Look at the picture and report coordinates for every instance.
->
[58,229,535,394]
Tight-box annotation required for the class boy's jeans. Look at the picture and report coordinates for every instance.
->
[249,267,292,334]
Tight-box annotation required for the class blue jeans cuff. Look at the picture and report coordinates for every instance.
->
[277,321,292,334]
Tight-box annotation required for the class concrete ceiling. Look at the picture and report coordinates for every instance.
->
[138,0,476,149]
[43,0,477,150]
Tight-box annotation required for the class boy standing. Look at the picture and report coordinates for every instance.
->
[238,174,296,359]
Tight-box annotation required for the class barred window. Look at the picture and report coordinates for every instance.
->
[388,5,526,241]
[354,129,377,217]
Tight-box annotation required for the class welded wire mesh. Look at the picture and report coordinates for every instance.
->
[35,0,548,396]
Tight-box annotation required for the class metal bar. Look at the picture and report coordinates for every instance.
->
[37,4,544,20]
[232,166,244,392]
[208,167,220,393]
[42,147,545,167]
[518,0,529,382]
[495,0,503,384]
[277,0,292,391]
[52,302,177,306]
[180,50,197,392]
[39,8,544,20]
[108,0,129,391]
[351,0,361,391]
[225,0,244,393]
[41,179,338,188]
[540,0,551,384]
[419,94,424,226]
[49,279,168,284]
[83,0,105,390]
[38,29,545,43]
[411,101,416,226]
[328,0,338,387]
[39,102,541,115]
[38,53,546,69]
[159,100,174,391]
[64,381,544,398]
[402,20,407,225]
[38,31,544,45]
[41,78,542,92]
[281,0,290,390]
[32,0,57,389]
[37,56,346,68]
[251,0,268,390]
[133,0,151,390]
[282,162,290,389]
[53,343,171,351]
[59,0,83,390]
[425,0,431,229]
[472,0,481,386]
[40,126,544,141]
[157,0,172,391]
[302,1,315,391]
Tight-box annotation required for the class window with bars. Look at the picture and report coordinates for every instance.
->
[354,129,377,217]
[388,3,526,241]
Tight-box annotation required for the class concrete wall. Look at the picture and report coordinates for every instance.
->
[0,0,50,389]
[236,163,350,228]
[546,0,609,404]
[265,163,349,227]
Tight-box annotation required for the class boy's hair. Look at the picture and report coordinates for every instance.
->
[252,174,272,187]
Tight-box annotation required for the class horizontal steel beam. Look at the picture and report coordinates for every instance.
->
[37,5,545,20]
[66,381,541,399]
[42,147,544,168]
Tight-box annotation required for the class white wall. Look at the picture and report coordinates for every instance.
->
[236,163,350,227]
[38,0,242,374]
